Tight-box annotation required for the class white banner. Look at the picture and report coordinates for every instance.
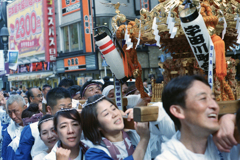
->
[0,50,4,71]
[8,50,19,71]
[180,12,215,71]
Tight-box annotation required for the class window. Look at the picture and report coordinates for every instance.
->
[70,23,79,51]
[62,22,82,53]
[63,26,69,52]
[96,17,111,36]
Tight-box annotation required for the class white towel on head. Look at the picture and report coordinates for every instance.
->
[102,85,114,97]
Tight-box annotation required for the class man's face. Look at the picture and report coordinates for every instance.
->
[83,84,102,99]
[43,87,51,98]
[183,80,219,134]
[143,82,148,88]
[51,98,72,115]
[8,101,25,125]
[107,89,115,98]
[30,88,43,104]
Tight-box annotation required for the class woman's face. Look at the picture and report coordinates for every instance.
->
[57,115,81,149]
[40,120,58,149]
[97,100,124,135]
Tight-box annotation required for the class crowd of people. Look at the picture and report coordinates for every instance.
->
[0,75,239,160]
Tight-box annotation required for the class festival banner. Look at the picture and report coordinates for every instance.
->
[8,50,19,71]
[7,0,45,57]
[62,0,80,16]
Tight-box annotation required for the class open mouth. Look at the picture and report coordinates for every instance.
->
[114,118,122,124]
[208,113,218,119]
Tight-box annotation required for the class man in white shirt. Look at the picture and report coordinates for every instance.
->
[2,95,27,160]
[155,75,237,160]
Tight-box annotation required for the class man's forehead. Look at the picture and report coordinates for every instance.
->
[86,84,99,90]
[186,80,211,96]
[32,88,41,93]
[8,102,22,110]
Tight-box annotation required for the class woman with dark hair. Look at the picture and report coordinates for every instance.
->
[81,94,174,160]
[44,108,90,160]
[33,115,58,160]
[22,103,43,126]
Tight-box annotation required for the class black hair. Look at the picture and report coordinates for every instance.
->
[46,87,71,109]
[81,94,118,145]
[67,85,81,98]
[80,80,102,98]
[54,109,81,132]
[162,75,209,130]
[21,103,40,119]
[58,79,74,89]
[125,84,137,96]
[43,84,52,91]
[38,114,54,133]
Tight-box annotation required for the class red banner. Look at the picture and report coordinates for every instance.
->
[43,0,57,62]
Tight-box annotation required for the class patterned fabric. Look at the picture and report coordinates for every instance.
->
[22,112,43,126]
[102,131,134,160]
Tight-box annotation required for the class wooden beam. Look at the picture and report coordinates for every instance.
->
[133,106,159,122]
[217,100,240,115]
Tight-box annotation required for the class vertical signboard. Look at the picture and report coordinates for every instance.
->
[8,50,19,71]
[80,0,95,53]
[43,0,57,62]
[0,51,4,71]
[140,0,150,11]
[62,0,80,16]
[7,0,45,57]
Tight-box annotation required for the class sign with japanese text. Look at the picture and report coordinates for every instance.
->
[7,0,45,57]
[62,0,80,16]
[43,0,57,62]
[114,77,123,111]
[64,56,86,72]
[181,13,215,71]
[81,0,95,52]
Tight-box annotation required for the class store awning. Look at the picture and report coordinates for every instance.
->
[8,72,54,81]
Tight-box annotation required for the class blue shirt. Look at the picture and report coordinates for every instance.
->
[85,148,134,160]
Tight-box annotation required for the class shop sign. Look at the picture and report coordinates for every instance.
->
[43,0,57,62]
[7,0,45,57]
[64,56,86,72]
[62,0,80,16]
[81,0,94,52]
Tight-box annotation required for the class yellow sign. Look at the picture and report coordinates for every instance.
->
[7,0,45,58]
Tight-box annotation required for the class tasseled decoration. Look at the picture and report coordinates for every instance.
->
[211,34,227,80]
